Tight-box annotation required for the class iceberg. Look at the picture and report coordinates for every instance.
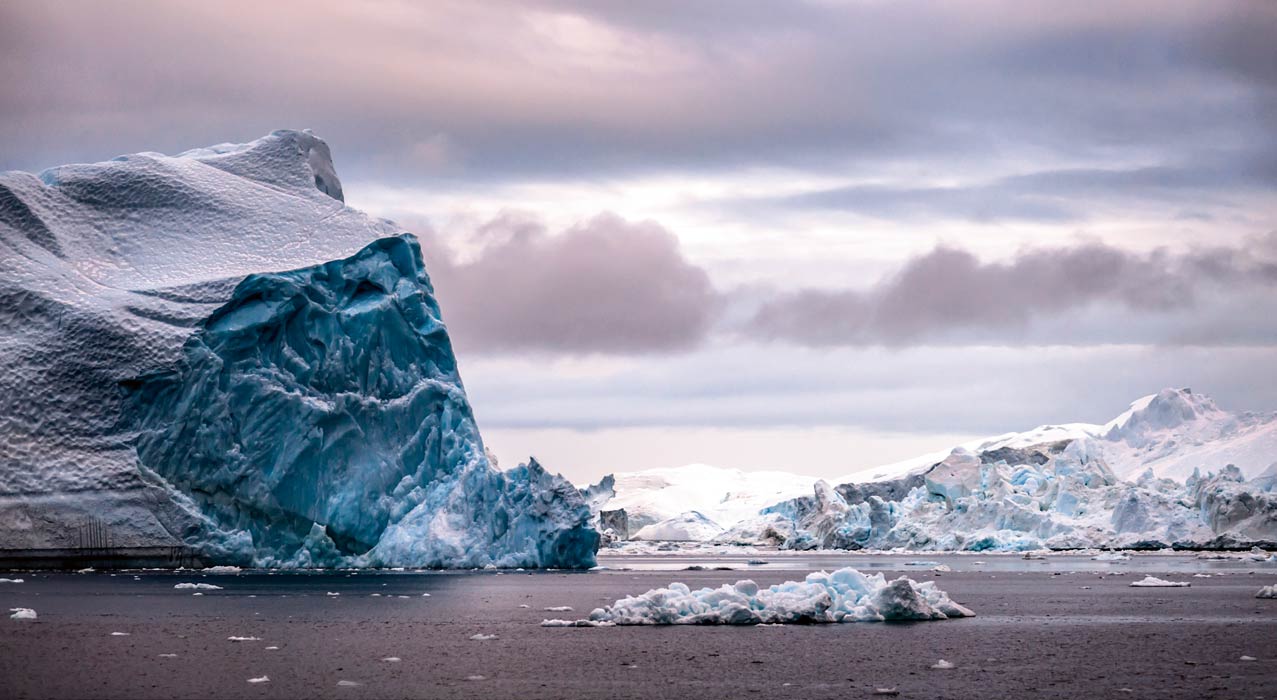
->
[0,130,597,568]
[545,566,973,625]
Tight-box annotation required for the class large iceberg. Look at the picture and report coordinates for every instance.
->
[0,130,597,568]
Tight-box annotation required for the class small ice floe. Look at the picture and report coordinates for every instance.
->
[370,593,381,597]
[192,592,203,596]
[110,632,130,636]
[550,567,973,626]
[465,675,486,681]
[228,636,262,642]
[1091,552,1130,562]
[1256,584,1277,599]
[9,607,37,620]
[544,606,573,612]
[174,582,223,590]
[76,567,94,574]
[1129,576,1190,588]
[337,680,362,687]
[247,676,269,684]
[517,604,530,609]
[158,653,178,658]
[1192,573,1212,578]
[932,565,952,573]
[931,659,955,670]
[872,688,900,696]
[265,646,279,650]
[381,657,401,663]
[326,592,341,596]
[1022,552,1047,560]
[541,619,614,627]
[1240,655,1257,661]
[204,566,242,574]
[421,593,431,597]
[469,633,498,641]
[0,578,23,583]
[1080,586,1092,590]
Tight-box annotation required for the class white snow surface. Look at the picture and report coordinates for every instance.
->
[571,567,973,625]
[632,511,725,542]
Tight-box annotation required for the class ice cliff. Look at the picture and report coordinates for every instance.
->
[0,130,597,568]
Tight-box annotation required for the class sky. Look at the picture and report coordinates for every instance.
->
[3,1,1276,484]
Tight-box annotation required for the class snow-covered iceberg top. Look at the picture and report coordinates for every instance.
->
[544,567,973,626]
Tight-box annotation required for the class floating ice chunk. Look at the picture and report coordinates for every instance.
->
[174,583,223,590]
[565,567,973,626]
[327,592,341,596]
[204,566,242,574]
[247,676,269,684]
[1129,576,1190,588]
[381,657,401,662]
[1092,552,1130,562]
[0,578,23,583]
[9,608,37,620]
[518,604,530,608]
[544,606,574,612]
[159,654,178,658]
[192,592,203,596]
[1192,573,1212,578]
[469,633,498,641]
[228,636,262,642]
[932,565,952,572]
[421,593,431,597]
[540,619,614,627]
[265,646,280,650]
[337,680,362,687]
[110,632,130,636]
[931,659,955,669]
[1241,655,1257,661]
[1257,584,1277,598]
[873,689,900,696]
[465,675,486,681]
[76,568,94,574]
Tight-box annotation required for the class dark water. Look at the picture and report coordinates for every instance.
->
[1,554,1274,699]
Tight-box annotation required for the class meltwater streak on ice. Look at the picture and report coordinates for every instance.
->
[0,130,597,568]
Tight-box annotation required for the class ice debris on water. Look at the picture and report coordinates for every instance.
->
[546,567,973,626]
[469,633,498,641]
[203,566,243,574]
[544,606,573,612]
[1241,655,1257,661]
[0,578,23,583]
[110,632,130,636]
[174,583,223,590]
[228,636,262,642]
[1129,576,1190,588]
[265,646,280,650]
[465,675,486,681]
[9,608,37,620]
[931,659,956,669]
[381,657,401,662]
[337,680,362,687]
[159,654,178,658]
[1257,584,1277,599]
[1091,552,1130,562]
[247,676,269,684]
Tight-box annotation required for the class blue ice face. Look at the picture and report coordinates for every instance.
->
[126,235,598,568]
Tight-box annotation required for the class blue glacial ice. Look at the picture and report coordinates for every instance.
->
[0,129,597,568]
[542,566,974,626]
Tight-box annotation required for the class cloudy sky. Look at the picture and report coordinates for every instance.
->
[3,1,1276,483]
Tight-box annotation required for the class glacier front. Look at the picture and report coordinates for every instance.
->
[0,130,597,568]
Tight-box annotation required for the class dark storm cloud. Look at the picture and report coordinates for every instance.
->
[746,235,1277,347]
[1,1,1274,189]
[414,213,718,354]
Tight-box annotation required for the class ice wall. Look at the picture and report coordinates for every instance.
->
[0,130,597,567]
